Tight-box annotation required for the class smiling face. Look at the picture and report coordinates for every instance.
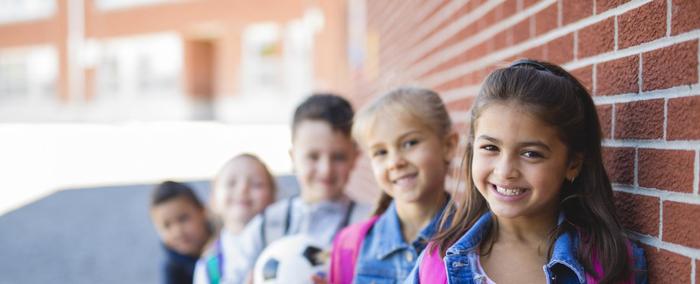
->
[471,103,581,222]
[290,120,357,203]
[213,156,275,228]
[364,114,456,205]
[150,196,209,256]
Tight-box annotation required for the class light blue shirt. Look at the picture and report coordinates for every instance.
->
[353,201,446,283]
[225,195,371,284]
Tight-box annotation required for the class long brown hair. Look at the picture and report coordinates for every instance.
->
[353,87,453,216]
[432,60,632,283]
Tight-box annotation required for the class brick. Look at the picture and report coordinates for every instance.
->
[596,104,612,138]
[645,246,692,283]
[642,40,699,91]
[596,0,630,14]
[534,4,558,36]
[498,0,518,20]
[613,192,659,236]
[578,18,615,58]
[494,30,511,49]
[545,33,574,64]
[523,0,539,9]
[668,96,700,140]
[602,146,635,184]
[521,45,545,61]
[596,55,639,96]
[571,66,593,94]
[671,0,700,35]
[614,99,664,139]
[618,0,666,49]
[563,0,593,25]
[663,201,700,248]
[477,8,498,31]
[638,149,695,192]
[512,17,532,44]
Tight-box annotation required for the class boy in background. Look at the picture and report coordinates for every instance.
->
[150,181,211,284]
[227,94,372,283]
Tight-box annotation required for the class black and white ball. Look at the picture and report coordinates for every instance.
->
[253,234,327,284]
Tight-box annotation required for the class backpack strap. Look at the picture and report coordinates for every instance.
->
[585,240,635,284]
[329,215,380,284]
[206,256,221,284]
[205,239,224,284]
[262,196,296,246]
[418,243,447,284]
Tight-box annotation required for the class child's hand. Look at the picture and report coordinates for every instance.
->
[311,271,328,284]
[311,274,328,284]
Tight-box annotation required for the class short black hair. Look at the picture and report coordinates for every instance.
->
[150,181,203,209]
[292,93,354,139]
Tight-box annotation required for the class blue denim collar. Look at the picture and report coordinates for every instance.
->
[547,228,586,283]
[445,212,586,283]
[445,212,493,255]
[375,200,446,259]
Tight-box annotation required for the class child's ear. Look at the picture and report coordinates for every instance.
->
[442,131,459,163]
[566,153,584,181]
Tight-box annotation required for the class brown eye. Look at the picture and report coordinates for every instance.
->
[480,145,498,151]
[522,151,543,159]
[372,149,387,157]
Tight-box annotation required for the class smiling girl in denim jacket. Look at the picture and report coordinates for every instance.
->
[406,60,647,284]
[328,87,458,284]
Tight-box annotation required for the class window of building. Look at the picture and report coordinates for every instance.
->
[0,0,55,24]
[0,46,57,101]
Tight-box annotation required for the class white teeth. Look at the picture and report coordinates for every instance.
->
[495,186,525,196]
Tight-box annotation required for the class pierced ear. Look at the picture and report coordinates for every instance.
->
[566,153,583,181]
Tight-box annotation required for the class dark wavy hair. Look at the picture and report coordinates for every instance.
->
[432,59,632,283]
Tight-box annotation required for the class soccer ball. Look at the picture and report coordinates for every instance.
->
[253,234,328,284]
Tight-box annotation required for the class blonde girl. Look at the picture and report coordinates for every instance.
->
[329,87,458,284]
[194,153,276,284]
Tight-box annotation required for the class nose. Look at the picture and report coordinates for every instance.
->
[317,155,332,178]
[237,180,251,197]
[387,151,407,171]
[493,155,519,180]
[171,222,186,241]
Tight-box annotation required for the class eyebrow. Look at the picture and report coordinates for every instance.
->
[476,135,552,151]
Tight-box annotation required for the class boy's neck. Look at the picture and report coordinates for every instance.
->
[395,192,447,242]
[300,193,346,205]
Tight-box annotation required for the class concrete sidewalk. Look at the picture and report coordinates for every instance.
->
[0,177,298,284]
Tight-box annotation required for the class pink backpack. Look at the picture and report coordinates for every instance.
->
[418,241,634,284]
[329,215,380,284]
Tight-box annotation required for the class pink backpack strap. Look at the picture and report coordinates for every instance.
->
[329,215,380,284]
[418,242,447,284]
[585,240,635,284]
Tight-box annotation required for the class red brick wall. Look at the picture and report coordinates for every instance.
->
[347,0,700,281]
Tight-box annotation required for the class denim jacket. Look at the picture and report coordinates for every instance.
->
[405,212,648,284]
[353,201,446,284]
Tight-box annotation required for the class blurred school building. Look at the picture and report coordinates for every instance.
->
[0,0,351,123]
[0,0,369,218]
